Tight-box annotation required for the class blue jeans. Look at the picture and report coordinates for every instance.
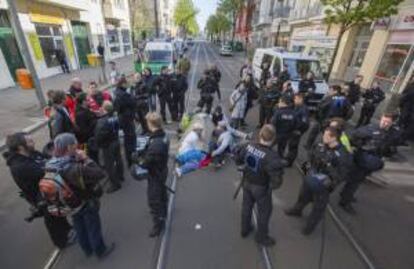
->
[72,200,107,256]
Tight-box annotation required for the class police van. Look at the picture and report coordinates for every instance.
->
[252,47,328,109]
[138,41,176,75]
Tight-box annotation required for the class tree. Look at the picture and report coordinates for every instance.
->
[322,0,403,79]
[128,0,156,42]
[173,0,199,38]
[218,0,244,44]
[205,14,231,42]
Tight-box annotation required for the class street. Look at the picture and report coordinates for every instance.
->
[0,42,412,269]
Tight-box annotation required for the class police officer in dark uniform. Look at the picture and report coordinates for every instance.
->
[285,127,353,235]
[339,113,401,214]
[113,76,137,167]
[305,85,352,150]
[209,64,222,84]
[356,81,385,127]
[140,112,170,237]
[132,72,149,133]
[271,95,298,161]
[285,93,310,166]
[259,62,271,88]
[235,125,284,246]
[171,68,188,120]
[346,75,363,106]
[153,66,174,122]
[197,70,221,113]
[258,80,280,128]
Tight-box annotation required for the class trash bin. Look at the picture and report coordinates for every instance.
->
[87,54,102,67]
[16,69,34,89]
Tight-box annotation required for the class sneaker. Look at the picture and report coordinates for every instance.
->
[255,235,276,247]
[98,242,116,259]
[284,207,302,217]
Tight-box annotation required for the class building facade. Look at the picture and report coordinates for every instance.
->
[0,0,132,89]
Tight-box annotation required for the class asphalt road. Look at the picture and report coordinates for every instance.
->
[0,42,411,269]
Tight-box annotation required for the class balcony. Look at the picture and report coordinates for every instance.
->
[35,0,88,10]
[103,1,125,21]
[289,4,323,22]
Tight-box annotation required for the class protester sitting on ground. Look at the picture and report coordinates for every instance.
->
[209,120,249,168]
[176,123,206,178]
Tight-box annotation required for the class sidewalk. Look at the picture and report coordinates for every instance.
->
[0,56,134,144]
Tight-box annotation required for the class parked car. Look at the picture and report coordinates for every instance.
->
[220,45,233,56]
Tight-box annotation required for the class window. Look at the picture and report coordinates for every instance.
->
[144,50,172,62]
[376,44,411,92]
[284,59,324,80]
[121,29,130,44]
[35,24,65,68]
[107,29,119,44]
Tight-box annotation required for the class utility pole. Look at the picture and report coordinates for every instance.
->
[6,0,46,107]
[154,0,160,38]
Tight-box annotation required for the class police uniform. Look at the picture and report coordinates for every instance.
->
[140,129,170,236]
[271,106,298,159]
[235,143,284,244]
[153,73,174,122]
[285,104,310,166]
[357,87,385,127]
[114,86,137,166]
[132,81,149,133]
[258,86,280,127]
[339,123,401,208]
[171,73,188,119]
[286,142,353,234]
[197,75,221,114]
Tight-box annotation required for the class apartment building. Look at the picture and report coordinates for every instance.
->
[0,0,132,89]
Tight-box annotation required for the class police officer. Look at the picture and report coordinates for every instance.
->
[113,76,137,167]
[305,85,352,150]
[153,66,174,122]
[346,75,363,106]
[285,127,353,235]
[259,62,271,88]
[171,68,188,120]
[197,70,221,113]
[235,125,284,246]
[132,72,149,133]
[209,64,222,84]
[258,80,280,128]
[357,81,385,127]
[339,113,401,214]
[140,112,170,237]
[271,95,298,160]
[95,101,124,193]
[285,93,310,166]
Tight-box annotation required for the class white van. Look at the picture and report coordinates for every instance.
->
[252,48,328,107]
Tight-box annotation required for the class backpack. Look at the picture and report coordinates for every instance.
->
[39,170,83,217]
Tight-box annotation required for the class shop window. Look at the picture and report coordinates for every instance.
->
[376,44,411,91]
[35,24,65,68]
[107,29,119,44]
[121,29,130,44]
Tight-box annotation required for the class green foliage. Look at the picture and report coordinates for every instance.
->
[205,14,231,37]
[321,0,403,30]
[218,0,244,15]
[173,0,199,35]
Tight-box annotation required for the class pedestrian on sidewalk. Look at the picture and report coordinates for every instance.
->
[356,81,385,127]
[114,76,137,167]
[54,48,70,74]
[109,61,121,87]
[3,133,74,249]
[235,125,284,246]
[51,90,76,139]
[140,113,170,237]
[97,42,107,83]
[48,133,115,258]
[95,101,124,193]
